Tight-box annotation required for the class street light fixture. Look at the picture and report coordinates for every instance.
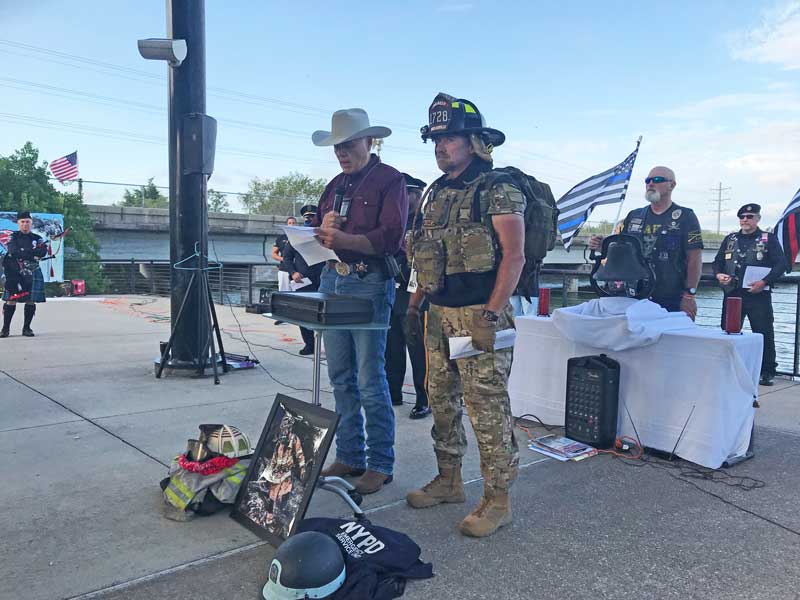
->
[137,38,187,66]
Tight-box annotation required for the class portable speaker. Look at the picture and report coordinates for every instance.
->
[564,354,620,448]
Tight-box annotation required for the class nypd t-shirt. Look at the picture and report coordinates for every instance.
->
[297,517,433,600]
[621,203,703,301]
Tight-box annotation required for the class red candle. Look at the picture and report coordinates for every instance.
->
[538,288,551,316]
[724,296,742,334]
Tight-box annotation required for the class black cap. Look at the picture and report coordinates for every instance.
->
[403,174,427,192]
[737,204,761,218]
[16,210,32,221]
[299,204,317,217]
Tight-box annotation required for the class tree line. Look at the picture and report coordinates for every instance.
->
[117,172,326,216]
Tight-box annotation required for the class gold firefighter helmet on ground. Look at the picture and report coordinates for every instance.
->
[201,424,253,458]
[420,92,505,147]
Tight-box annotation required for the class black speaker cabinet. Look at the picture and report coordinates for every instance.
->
[565,354,620,448]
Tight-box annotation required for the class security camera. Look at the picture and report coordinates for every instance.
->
[137,38,187,66]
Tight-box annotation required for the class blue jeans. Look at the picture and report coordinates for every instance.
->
[319,266,395,475]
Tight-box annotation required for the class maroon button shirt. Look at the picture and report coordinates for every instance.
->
[312,154,409,264]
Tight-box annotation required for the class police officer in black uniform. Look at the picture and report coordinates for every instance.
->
[385,174,430,418]
[712,203,786,386]
[281,205,322,355]
[590,166,704,318]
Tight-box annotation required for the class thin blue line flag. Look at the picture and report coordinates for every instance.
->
[557,146,640,250]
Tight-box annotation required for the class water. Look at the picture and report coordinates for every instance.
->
[541,276,799,375]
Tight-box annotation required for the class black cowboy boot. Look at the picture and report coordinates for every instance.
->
[1,303,15,337]
[22,304,36,337]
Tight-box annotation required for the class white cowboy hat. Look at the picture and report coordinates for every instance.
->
[312,108,391,147]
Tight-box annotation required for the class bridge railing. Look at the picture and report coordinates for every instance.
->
[541,268,800,378]
[63,258,279,307]
[58,260,800,377]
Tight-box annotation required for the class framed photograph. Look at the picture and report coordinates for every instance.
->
[231,393,339,547]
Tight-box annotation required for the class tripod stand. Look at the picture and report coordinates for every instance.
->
[156,252,228,384]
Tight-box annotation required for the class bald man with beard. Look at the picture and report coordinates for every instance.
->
[589,166,703,319]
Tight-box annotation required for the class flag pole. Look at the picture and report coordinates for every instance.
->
[611,136,642,232]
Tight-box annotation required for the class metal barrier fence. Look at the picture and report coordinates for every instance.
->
[541,268,800,378]
[64,259,279,306]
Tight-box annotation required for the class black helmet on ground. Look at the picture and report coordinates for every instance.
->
[262,531,345,600]
[420,92,505,147]
[590,234,656,300]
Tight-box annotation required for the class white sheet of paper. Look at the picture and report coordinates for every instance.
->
[742,266,771,290]
[289,277,312,291]
[282,225,339,266]
[448,328,517,359]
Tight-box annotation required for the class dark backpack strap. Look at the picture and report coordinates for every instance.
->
[470,169,512,223]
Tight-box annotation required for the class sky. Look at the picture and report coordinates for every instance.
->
[1,0,799,232]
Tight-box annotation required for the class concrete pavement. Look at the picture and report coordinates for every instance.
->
[1,296,799,600]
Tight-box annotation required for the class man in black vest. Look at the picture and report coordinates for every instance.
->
[590,166,703,319]
[713,203,786,386]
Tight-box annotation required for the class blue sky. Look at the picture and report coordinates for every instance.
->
[1,1,799,231]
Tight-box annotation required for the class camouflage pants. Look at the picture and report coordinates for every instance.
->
[425,303,519,492]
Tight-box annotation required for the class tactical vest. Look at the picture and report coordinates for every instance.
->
[409,175,499,294]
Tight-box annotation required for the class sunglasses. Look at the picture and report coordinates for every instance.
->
[739,214,758,220]
[645,176,673,184]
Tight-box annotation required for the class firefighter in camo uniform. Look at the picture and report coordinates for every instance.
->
[404,93,525,537]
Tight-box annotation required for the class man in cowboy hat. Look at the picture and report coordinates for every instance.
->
[385,173,431,418]
[311,108,409,495]
[2,210,49,337]
[405,93,524,537]
[713,203,786,386]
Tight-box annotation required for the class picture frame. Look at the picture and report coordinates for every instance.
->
[231,393,339,547]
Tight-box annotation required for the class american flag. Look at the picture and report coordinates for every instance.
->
[49,151,79,183]
[774,187,800,270]
[557,144,640,249]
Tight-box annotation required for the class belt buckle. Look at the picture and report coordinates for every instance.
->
[335,261,351,276]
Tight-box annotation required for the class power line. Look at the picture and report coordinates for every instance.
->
[0,38,588,169]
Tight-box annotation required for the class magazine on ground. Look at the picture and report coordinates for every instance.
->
[528,435,598,461]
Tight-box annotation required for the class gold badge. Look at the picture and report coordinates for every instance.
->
[335,262,351,276]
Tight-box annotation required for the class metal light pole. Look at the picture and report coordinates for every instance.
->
[166,0,208,368]
[139,0,217,372]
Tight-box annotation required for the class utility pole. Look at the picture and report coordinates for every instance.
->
[709,182,731,235]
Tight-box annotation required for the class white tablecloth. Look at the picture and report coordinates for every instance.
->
[509,316,763,468]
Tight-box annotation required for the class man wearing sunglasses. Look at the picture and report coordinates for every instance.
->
[590,166,703,318]
[712,204,786,386]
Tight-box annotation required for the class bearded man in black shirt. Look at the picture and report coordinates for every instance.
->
[590,166,704,319]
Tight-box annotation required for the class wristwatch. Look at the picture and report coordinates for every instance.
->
[481,309,500,322]
[684,287,697,296]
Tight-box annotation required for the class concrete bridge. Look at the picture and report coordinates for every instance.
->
[87,204,723,267]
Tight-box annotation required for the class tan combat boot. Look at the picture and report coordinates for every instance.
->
[459,491,512,537]
[406,461,465,508]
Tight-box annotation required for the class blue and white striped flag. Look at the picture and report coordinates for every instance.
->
[557,145,640,249]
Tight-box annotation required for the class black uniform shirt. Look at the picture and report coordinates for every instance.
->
[712,228,786,290]
[297,517,433,600]
[621,203,703,301]
[3,231,46,268]
[273,234,290,272]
